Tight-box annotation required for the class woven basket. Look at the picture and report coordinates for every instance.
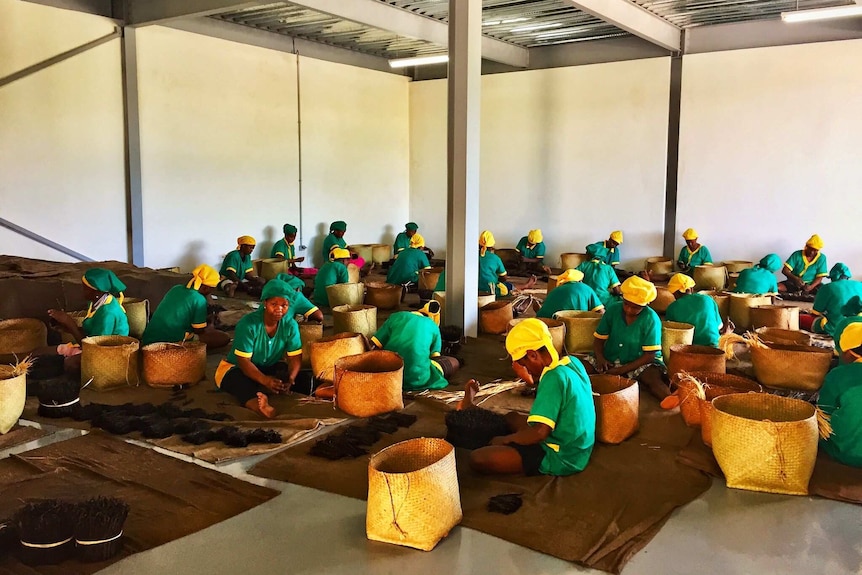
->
[750,305,800,331]
[367,438,462,551]
[0,319,47,355]
[334,350,404,417]
[310,332,366,383]
[726,273,739,291]
[554,310,602,354]
[672,371,761,428]
[699,290,730,323]
[649,286,676,314]
[326,282,365,308]
[346,263,361,284]
[645,257,673,276]
[693,265,727,290]
[698,374,762,446]
[259,258,288,280]
[495,248,520,269]
[750,342,832,391]
[371,244,391,264]
[546,275,560,294]
[723,260,754,273]
[299,322,323,368]
[561,252,588,269]
[364,282,402,310]
[124,298,149,340]
[479,301,513,335]
[508,318,565,355]
[590,375,639,444]
[729,294,772,330]
[350,244,375,262]
[141,342,206,387]
[0,366,26,434]
[711,394,817,495]
[419,267,444,291]
[667,344,726,378]
[81,335,140,391]
[662,321,694,361]
[477,293,496,308]
[333,305,378,339]
[754,327,810,347]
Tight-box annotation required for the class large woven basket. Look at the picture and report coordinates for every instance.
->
[477,293,496,308]
[124,298,149,340]
[346,263,361,284]
[334,351,404,417]
[259,258,288,280]
[479,301,513,335]
[729,294,772,330]
[754,327,811,347]
[0,319,47,355]
[367,438,462,551]
[555,310,602,353]
[371,244,391,264]
[645,257,673,276]
[546,275,560,294]
[560,252,588,269]
[508,317,565,355]
[723,260,754,273]
[672,371,761,428]
[667,344,726,377]
[495,248,520,269]
[141,342,206,387]
[590,375,639,444]
[697,373,762,446]
[419,267,444,291]
[699,290,730,323]
[310,332,366,383]
[350,244,375,262]
[662,321,694,361]
[81,335,140,391]
[711,394,817,495]
[364,282,402,310]
[0,366,26,434]
[299,322,323,368]
[693,265,727,290]
[750,305,800,331]
[648,286,676,314]
[750,342,832,391]
[326,282,365,308]
[332,304,378,339]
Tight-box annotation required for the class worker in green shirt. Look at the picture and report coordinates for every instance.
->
[219,235,264,297]
[321,220,366,269]
[665,273,724,347]
[464,318,595,476]
[516,229,547,274]
[313,248,351,308]
[387,233,431,286]
[809,263,862,336]
[576,243,621,307]
[834,296,862,363]
[274,273,323,323]
[818,323,862,467]
[393,222,418,258]
[536,268,604,318]
[270,224,305,270]
[734,254,781,294]
[780,234,828,294]
[677,228,713,273]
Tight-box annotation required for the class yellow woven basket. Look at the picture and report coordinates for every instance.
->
[711,394,818,495]
[326,283,365,308]
[508,317,565,355]
[0,319,47,355]
[0,366,26,434]
[346,263,361,284]
[371,244,391,264]
[81,335,140,391]
[364,282,402,310]
[349,244,375,262]
[310,332,366,383]
[554,310,602,354]
[418,267,444,291]
[693,265,727,290]
[729,294,772,331]
[332,305,378,339]
[334,350,404,417]
[141,342,206,387]
[479,301,513,335]
[750,342,832,391]
[662,321,694,362]
[723,260,754,273]
[367,438,462,551]
[699,290,730,324]
[259,258,288,280]
[649,286,676,314]
[697,373,762,446]
[754,327,811,347]
[299,322,324,368]
[590,374,639,444]
[546,275,560,294]
[672,371,761,428]
[750,305,800,331]
[560,252,588,269]
[667,344,726,378]
[123,298,150,340]
[645,257,673,276]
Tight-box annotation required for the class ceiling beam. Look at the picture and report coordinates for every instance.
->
[22,0,115,19]
[564,0,681,52]
[125,0,264,26]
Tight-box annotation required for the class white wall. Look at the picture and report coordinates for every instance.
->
[0,0,127,263]
[677,40,862,277]
[410,58,672,270]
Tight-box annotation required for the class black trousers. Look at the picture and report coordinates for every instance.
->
[220,363,315,404]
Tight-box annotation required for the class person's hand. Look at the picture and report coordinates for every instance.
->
[607,365,628,376]
[261,376,288,394]
[724,320,736,335]
[594,356,612,373]
[490,436,509,446]
[803,284,814,294]
[511,361,534,385]
[48,309,74,329]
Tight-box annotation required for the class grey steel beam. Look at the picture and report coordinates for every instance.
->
[21,0,114,19]
[0,218,94,262]
[564,0,681,52]
[685,16,862,54]
[662,53,682,261]
[125,0,262,26]
[121,27,145,266]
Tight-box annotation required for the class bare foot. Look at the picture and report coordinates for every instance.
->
[458,379,481,411]
[245,392,276,418]
[523,275,537,290]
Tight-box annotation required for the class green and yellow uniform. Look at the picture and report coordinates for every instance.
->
[537,282,604,318]
[812,281,862,336]
[818,362,862,467]
[82,295,129,337]
[576,260,620,307]
[516,236,546,259]
[270,239,296,260]
[313,261,349,307]
[220,250,254,281]
[526,356,596,475]
[142,285,207,345]
[478,252,508,296]
[435,269,446,291]
[734,267,778,294]
[678,245,713,269]
[833,316,862,362]
[322,234,347,262]
[784,250,828,285]
[665,293,722,347]
[371,311,447,391]
[589,241,620,266]
[393,232,411,257]
[386,247,430,285]
[594,301,663,363]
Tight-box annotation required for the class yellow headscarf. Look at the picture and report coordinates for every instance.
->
[667,273,696,294]
[556,268,584,285]
[419,300,441,326]
[330,247,351,261]
[187,264,220,290]
[806,234,824,250]
[610,230,624,244]
[505,318,560,364]
[479,230,496,256]
[410,233,426,249]
[620,276,657,306]
[839,323,862,355]
[682,228,698,241]
[236,235,256,249]
[527,229,543,245]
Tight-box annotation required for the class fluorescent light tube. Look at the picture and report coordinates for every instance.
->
[388,54,449,68]
[781,4,862,22]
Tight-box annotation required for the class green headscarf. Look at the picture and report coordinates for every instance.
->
[405,222,419,232]
[260,279,294,302]
[283,223,297,235]
[330,221,347,232]
[82,268,126,297]
[586,242,608,261]
[757,254,782,273]
[275,273,305,292]
[830,263,851,282]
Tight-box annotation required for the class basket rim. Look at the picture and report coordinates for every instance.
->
[669,344,725,356]
[554,310,602,319]
[335,350,404,372]
[313,332,364,344]
[141,341,206,352]
[589,374,637,394]
[369,437,454,473]
[712,392,816,422]
[663,321,695,330]
[81,335,139,345]
[332,304,377,313]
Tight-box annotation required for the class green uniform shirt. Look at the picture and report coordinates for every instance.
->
[516,236,546,259]
[435,269,446,292]
[386,247,430,285]
[818,362,862,467]
[665,293,722,347]
[833,315,862,362]
[219,309,302,386]
[537,282,604,318]
[812,280,862,336]
[393,232,411,256]
[286,290,318,319]
[784,250,828,285]
[527,356,596,476]
[220,250,254,281]
[313,261,350,307]
[576,260,621,307]
[275,273,306,293]
[594,301,663,364]
[678,245,713,269]
[142,285,207,345]
[322,234,347,261]
[82,296,129,337]
[734,267,778,295]
[603,241,621,266]
[270,239,296,260]
[371,311,447,392]
[478,252,507,294]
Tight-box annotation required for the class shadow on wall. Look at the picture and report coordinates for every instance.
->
[259,225,277,261]
[179,241,206,273]
[381,223,395,246]
[623,231,667,271]
[312,221,328,268]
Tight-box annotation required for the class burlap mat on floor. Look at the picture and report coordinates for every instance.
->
[0,425,48,451]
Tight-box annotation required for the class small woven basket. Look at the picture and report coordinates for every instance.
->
[350,244,375,262]
[662,321,694,362]
[259,258,288,280]
[123,298,149,340]
[334,350,404,417]
[672,371,761,428]
[0,366,26,434]
[479,301,513,335]
[590,375,639,444]
[81,335,140,391]
[649,286,676,314]
[332,305,378,339]
[141,342,206,387]
[560,252,588,269]
[367,438,462,551]
[645,257,673,276]
[750,342,832,391]
[729,294,772,331]
[508,317,565,355]
[364,282,402,310]
[299,322,324,368]
[0,319,47,355]
[310,332,366,383]
[667,344,726,378]
[754,327,811,347]
[346,263,361,284]
[371,244,391,264]
[711,394,818,495]
[750,305,800,331]
[326,283,365,308]
[419,267,444,291]
[699,290,730,323]
[554,310,602,354]
[693,265,727,290]
[723,260,754,273]
[546,275,560,294]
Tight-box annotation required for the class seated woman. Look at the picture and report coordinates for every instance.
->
[478,231,515,297]
[677,228,713,273]
[214,279,302,418]
[270,224,306,270]
[832,296,862,363]
[142,264,231,348]
[810,263,862,336]
[219,235,265,297]
[321,220,366,270]
[516,229,547,274]
[312,248,350,308]
[387,233,431,287]
[536,269,604,318]
[734,254,781,294]
[581,276,669,400]
[393,222,418,258]
[274,273,324,323]
[780,234,828,294]
[665,273,724,347]
[576,243,621,307]
[464,318,595,476]
[371,301,453,391]
[818,323,862,467]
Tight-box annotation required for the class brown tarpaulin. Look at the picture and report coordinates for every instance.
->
[0,426,47,450]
